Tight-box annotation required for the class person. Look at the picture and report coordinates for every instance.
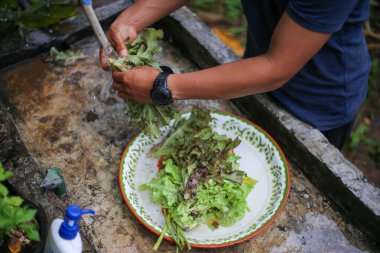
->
[100,0,370,150]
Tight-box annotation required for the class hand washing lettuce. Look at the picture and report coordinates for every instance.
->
[108,28,163,71]
[140,107,257,251]
[108,28,177,136]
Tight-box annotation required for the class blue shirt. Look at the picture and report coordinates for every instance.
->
[241,0,370,131]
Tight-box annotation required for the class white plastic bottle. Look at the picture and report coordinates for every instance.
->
[44,205,95,253]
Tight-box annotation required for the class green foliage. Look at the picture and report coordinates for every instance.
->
[223,0,243,20]
[358,131,380,169]
[229,24,247,38]
[347,122,380,169]
[347,123,368,151]
[108,28,178,137]
[370,140,380,169]
[368,58,379,100]
[0,163,40,244]
[188,0,247,47]
[190,0,243,21]
[0,0,76,38]
[190,0,218,12]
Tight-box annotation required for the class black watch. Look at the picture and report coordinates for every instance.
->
[150,66,174,106]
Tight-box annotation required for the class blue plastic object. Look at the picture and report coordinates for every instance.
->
[58,205,95,240]
[81,0,91,5]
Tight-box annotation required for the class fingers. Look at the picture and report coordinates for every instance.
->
[112,72,131,95]
[127,28,137,42]
[112,71,127,84]
[113,33,128,57]
[113,81,131,99]
[112,77,137,102]
[100,23,139,71]
[99,49,109,71]
[118,91,131,100]
[118,92,142,104]
[110,66,154,104]
[112,82,123,91]
[108,25,138,57]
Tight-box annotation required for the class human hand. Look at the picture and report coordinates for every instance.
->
[99,22,138,71]
[111,66,160,103]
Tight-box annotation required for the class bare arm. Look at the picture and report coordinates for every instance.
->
[168,12,331,99]
[101,0,188,65]
[112,0,189,32]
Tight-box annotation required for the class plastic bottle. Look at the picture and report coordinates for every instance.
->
[44,205,95,253]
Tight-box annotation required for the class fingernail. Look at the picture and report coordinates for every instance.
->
[120,49,128,57]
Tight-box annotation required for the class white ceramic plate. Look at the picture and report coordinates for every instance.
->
[119,110,290,248]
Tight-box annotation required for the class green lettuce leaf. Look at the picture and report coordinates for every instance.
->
[139,159,182,207]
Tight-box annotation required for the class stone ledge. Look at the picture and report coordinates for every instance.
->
[164,6,380,243]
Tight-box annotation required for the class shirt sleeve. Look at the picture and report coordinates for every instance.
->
[287,0,359,34]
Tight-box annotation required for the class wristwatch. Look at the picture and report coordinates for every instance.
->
[150,66,174,106]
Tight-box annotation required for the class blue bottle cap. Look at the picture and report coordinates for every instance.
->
[59,205,95,240]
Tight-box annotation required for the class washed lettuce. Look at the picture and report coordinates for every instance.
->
[170,177,257,230]
[108,28,178,136]
[139,159,181,207]
[140,107,257,252]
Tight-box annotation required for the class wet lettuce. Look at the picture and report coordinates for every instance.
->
[139,159,181,207]
[140,107,257,251]
[108,28,178,136]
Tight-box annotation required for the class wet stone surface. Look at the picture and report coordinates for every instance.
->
[0,37,377,252]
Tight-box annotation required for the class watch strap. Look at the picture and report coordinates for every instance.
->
[160,65,174,74]
[151,71,173,105]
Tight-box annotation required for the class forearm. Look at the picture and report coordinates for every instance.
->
[168,55,288,100]
[109,12,331,104]
[168,12,331,101]
[115,0,189,31]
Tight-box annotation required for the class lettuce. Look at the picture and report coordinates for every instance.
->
[139,159,182,207]
[168,177,257,230]
[108,28,178,137]
[140,108,258,251]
